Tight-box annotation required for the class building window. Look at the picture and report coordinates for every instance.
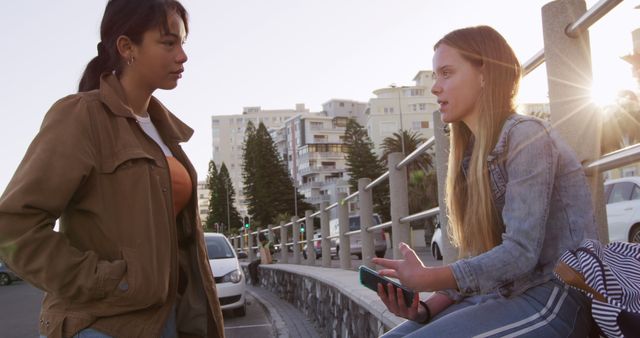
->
[310,121,323,129]
[212,119,220,125]
[339,102,345,107]
[383,107,395,114]
[411,89,425,96]
[381,121,397,133]
[421,121,429,128]
[419,103,427,111]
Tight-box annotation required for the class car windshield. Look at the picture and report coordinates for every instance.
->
[205,237,235,259]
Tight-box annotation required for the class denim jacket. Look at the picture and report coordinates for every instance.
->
[449,114,597,298]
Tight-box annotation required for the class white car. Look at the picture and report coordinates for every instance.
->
[604,177,640,243]
[204,233,246,316]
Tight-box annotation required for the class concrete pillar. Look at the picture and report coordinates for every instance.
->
[248,230,255,262]
[359,178,375,268]
[542,0,605,241]
[337,192,351,270]
[279,221,288,263]
[256,227,262,259]
[388,152,410,259]
[305,210,316,265]
[292,216,301,264]
[320,201,331,268]
[433,111,457,264]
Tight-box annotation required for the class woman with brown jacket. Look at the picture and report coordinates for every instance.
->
[0,1,224,337]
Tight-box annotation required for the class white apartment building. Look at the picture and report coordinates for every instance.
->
[366,70,439,156]
[211,104,311,217]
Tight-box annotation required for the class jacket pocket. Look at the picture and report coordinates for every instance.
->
[100,248,166,312]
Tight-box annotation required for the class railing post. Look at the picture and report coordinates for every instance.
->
[292,216,301,264]
[320,201,331,268]
[256,227,262,258]
[248,230,255,262]
[305,210,316,265]
[388,152,409,259]
[542,0,604,241]
[337,192,351,270]
[240,233,246,256]
[268,224,273,243]
[359,178,375,268]
[433,110,456,264]
[279,221,288,263]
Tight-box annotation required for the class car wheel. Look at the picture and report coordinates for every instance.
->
[375,250,385,258]
[0,273,11,286]
[630,224,640,243]
[233,302,247,317]
[432,243,443,260]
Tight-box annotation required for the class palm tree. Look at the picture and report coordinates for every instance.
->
[380,130,433,174]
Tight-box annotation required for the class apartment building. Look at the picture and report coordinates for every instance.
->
[270,99,367,216]
[365,70,439,156]
[211,104,311,217]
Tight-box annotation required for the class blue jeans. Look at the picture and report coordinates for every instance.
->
[381,279,592,338]
[40,306,177,338]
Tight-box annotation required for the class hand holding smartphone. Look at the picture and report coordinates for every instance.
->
[359,265,415,306]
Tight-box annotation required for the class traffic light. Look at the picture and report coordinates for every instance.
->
[300,222,305,233]
[243,216,250,229]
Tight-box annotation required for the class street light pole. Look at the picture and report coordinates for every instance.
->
[390,84,406,155]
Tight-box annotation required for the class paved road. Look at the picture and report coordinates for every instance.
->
[0,281,273,338]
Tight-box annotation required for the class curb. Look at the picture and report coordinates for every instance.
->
[246,287,289,338]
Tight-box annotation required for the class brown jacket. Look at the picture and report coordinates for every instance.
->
[0,74,224,338]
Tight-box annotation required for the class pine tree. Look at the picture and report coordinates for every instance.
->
[204,160,219,230]
[243,122,311,227]
[344,119,390,221]
[218,163,243,232]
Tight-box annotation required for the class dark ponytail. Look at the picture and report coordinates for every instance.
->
[78,0,189,92]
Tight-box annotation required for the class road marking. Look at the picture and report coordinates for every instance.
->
[224,324,272,330]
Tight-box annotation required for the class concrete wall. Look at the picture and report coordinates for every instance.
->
[242,264,406,338]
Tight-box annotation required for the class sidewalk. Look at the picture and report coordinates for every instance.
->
[246,284,321,338]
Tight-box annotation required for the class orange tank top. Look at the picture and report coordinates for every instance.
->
[166,156,192,215]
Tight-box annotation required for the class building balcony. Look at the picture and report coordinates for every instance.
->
[305,195,331,204]
[298,151,345,161]
[298,166,339,175]
[299,181,324,189]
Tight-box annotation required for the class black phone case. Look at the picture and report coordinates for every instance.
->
[359,265,415,306]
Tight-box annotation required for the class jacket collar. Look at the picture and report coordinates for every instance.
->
[98,73,193,143]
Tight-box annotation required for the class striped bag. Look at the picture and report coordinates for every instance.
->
[554,239,640,338]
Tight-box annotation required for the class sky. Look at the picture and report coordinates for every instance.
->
[0,0,637,191]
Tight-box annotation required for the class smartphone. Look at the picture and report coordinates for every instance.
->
[359,265,415,306]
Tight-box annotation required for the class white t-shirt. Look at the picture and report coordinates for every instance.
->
[135,114,173,156]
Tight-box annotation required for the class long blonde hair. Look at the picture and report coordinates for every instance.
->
[436,26,521,257]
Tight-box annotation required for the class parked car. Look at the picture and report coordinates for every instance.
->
[0,260,20,286]
[328,214,387,259]
[204,233,246,316]
[604,177,640,243]
[430,226,443,260]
